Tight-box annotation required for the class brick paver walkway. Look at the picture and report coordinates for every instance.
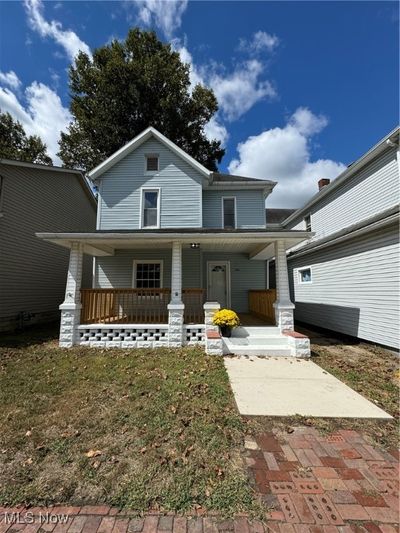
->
[0,428,398,532]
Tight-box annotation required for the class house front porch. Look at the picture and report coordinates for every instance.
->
[36,230,311,356]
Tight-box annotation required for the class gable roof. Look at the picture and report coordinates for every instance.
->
[88,126,212,181]
[0,158,97,209]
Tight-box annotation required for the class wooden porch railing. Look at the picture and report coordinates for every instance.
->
[80,288,205,325]
[248,289,276,324]
[182,288,206,323]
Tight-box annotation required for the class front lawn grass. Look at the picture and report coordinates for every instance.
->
[0,330,259,515]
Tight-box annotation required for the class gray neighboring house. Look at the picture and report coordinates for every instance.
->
[0,159,97,332]
[281,127,400,350]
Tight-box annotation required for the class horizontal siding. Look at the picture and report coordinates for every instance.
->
[99,138,203,229]
[288,224,400,349]
[202,252,266,312]
[202,189,266,228]
[96,250,265,313]
[287,148,399,241]
[96,248,201,289]
[0,165,96,328]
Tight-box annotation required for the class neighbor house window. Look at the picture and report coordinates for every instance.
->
[145,154,159,172]
[141,188,160,228]
[304,215,312,231]
[298,267,312,284]
[222,197,236,229]
[133,260,163,288]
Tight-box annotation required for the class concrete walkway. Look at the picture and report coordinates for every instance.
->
[224,356,392,418]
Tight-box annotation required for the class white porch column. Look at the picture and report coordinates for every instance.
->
[168,241,184,346]
[59,242,83,347]
[273,239,295,331]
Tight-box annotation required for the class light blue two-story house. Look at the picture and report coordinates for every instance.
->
[38,127,311,356]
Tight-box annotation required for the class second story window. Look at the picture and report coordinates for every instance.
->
[222,197,236,229]
[141,188,160,228]
[145,154,159,172]
[304,214,312,231]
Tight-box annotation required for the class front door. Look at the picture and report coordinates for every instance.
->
[207,261,230,308]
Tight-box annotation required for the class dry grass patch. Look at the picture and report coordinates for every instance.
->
[0,326,260,516]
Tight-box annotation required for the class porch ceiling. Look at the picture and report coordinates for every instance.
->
[36,230,312,259]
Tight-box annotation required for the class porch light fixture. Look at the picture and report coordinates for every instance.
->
[190,243,200,249]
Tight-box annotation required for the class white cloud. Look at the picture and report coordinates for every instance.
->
[0,81,72,165]
[238,31,279,54]
[24,0,91,62]
[133,0,188,38]
[0,71,21,90]
[174,41,276,122]
[204,117,229,146]
[228,108,346,208]
[207,60,276,121]
[289,107,328,136]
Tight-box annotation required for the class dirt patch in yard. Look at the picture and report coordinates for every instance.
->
[0,329,262,516]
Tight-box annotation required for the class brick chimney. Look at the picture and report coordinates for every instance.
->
[318,178,330,191]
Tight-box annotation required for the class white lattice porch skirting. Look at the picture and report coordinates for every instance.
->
[78,324,205,348]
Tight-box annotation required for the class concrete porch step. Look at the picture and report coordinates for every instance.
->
[222,341,292,357]
[227,336,290,346]
[223,327,294,356]
[232,326,282,337]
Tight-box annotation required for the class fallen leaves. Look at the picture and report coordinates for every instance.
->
[85,449,102,458]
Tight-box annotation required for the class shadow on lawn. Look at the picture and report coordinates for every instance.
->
[0,321,59,348]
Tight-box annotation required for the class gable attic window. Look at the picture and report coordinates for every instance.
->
[304,214,312,231]
[146,154,159,172]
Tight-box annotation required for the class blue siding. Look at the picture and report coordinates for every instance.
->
[202,252,266,312]
[96,248,201,289]
[96,249,265,313]
[98,138,204,229]
[202,189,266,228]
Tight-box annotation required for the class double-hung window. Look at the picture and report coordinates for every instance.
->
[222,197,236,229]
[133,260,163,288]
[141,188,160,228]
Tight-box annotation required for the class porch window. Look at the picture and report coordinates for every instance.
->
[222,197,236,229]
[141,188,160,228]
[133,260,163,288]
[298,267,312,284]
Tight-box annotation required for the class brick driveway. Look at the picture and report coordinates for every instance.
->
[1,428,398,532]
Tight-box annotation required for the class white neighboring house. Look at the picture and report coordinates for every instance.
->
[37,127,312,357]
[281,127,399,350]
[0,159,97,332]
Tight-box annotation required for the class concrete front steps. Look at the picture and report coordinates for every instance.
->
[222,326,310,357]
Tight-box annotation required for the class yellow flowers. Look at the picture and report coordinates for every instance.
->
[212,309,240,328]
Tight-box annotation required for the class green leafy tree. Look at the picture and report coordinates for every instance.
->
[0,111,52,165]
[58,29,224,172]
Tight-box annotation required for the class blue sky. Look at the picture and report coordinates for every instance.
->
[0,1,398,206]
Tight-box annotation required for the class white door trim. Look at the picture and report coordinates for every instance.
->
[207,260,231,308]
